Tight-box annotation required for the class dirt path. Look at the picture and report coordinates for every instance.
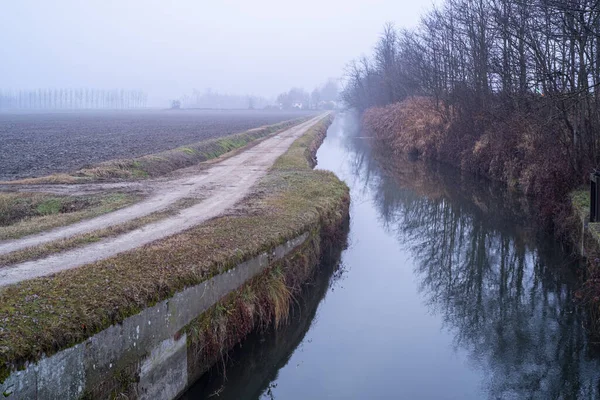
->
[0,115,326,287]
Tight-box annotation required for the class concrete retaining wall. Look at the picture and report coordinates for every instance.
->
[0,233,309,400]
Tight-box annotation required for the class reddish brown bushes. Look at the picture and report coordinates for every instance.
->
[363,97,450,158]
[364,96,581,219]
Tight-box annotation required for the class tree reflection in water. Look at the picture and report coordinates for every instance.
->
[180,218,350,400]
[183,112,600,399]
[346,122,600,399]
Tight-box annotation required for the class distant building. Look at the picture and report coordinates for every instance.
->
[292,102,303,109]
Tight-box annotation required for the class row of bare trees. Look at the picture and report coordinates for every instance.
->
[179,89,270,110]
[343,0,600,175]
[0,88,148,110]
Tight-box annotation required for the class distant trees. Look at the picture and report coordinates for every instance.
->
[0,88,148,110]
[277,80,340,110]
[310,88,321,109]
[276,88,310,109]
[179,89,270,110]
[311,79,339,109]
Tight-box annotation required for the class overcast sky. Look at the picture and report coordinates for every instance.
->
[1,0,434,106]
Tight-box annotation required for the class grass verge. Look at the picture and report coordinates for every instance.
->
[568,189,600,336]
[0,192,141,241]
[2,117,310,185]
[0,197,200,266]
[0,114,348,383]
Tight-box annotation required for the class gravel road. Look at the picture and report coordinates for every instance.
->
[0,115,327,287]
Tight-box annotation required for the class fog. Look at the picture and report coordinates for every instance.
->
[1,0,432,106]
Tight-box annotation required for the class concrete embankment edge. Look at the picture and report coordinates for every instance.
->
[0,234,309,399]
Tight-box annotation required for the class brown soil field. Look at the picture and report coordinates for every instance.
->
[0,109,315,180]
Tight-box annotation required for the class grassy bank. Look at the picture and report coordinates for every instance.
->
[363,97,600,334]
[364,97,577,219]
[567,190,600,335]
[187,220,349,398]
[185,217,349,388]
[3,117,310,185]
[0,192,140,241]
[0,115,349,385]
[185,116,347,385]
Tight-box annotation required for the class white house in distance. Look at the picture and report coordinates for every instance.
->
[278,101,305,110]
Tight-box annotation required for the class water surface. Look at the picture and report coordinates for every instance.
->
[183,112,600,399]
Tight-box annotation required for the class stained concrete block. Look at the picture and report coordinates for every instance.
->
[37,344,86,399]
[0,362,37,399]
[168,252,270,331]
[83,300,173,388]
[272,233,308,260]
[138,334,187,400]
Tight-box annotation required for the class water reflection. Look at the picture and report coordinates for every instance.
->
[181,219,350,400]
[183,112,600,399]
[345,115,600,399]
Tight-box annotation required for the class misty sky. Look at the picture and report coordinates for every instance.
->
[1,0,434,106]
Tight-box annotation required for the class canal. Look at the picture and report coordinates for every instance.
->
[182,112,600,399]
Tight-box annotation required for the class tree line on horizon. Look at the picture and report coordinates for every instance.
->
[0,88,148,110]
[175,80,340,111]
[177,89,272,110]
[277,79,339,110]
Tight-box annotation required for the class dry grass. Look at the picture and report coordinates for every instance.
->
[0,197,200,266]
[4,117,310,185]
[186,237,320,381]
[0,192,141,241]
[364,96,577,219]
[571,189,589,218]
[363,97,449,158]
[0,115,348,381]
[366,96,600,336]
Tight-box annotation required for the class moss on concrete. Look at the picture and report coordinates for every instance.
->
[569,188,600,247]
[0,115,349,381]
[571,189,589,215]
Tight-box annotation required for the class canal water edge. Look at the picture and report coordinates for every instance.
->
[183,111,600,399]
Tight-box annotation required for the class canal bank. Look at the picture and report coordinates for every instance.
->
[182,111,600,399]
[0,116,350,399]
[362,100,600,338]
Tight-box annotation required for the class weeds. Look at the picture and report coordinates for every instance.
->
[183,114,344,383]
[364,97,577,219]
[186,235,322,383]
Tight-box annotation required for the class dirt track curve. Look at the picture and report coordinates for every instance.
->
[0,114,327,287]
